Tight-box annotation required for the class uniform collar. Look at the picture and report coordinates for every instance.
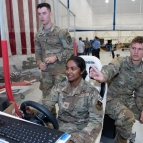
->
[61,78,85,95]
[50,24,56,32]
[127,56,134,67]
[127,56,143,72]
[39,23,56,34]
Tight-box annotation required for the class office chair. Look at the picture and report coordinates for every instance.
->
[79,56,108,143]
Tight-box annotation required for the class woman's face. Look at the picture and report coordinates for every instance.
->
[66,60,83,82]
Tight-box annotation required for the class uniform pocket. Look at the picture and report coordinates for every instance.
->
[74,96,88,111]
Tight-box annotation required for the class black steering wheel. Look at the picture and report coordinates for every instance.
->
[20,100,59,129]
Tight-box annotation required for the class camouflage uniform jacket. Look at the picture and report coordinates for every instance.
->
[42,78,103,143]
[101,56,143,112]
[34,24,73,74]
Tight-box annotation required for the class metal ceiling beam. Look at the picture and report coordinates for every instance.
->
[67,0,70,32]
[0,0,6,40]
[59,0,75,16]
[74,29,143,32]
[113,0,116,30]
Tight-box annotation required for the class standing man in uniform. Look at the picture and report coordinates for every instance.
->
[89,36,143,143]
[92,36,100,59]
[84,37,90,55]
[35,3,73,115]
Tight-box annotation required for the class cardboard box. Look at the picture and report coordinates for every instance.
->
[3,102,16,116]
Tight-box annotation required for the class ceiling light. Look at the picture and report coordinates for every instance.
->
[132,0,135,1]
[105,0,109,3]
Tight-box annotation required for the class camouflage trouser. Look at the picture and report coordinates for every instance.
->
[105,98,136,139]
[58,120,97,143]
[39,71,66,116]
[58,121,79,133]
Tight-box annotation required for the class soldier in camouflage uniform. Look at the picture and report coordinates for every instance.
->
[89,36,143,143]
[35,3,73,115]
[41,56,103,143]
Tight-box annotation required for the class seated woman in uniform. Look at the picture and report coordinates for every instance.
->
[21,56,103,143]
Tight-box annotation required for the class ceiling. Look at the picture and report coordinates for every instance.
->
[86,0,143,15]
[58,0,143,30]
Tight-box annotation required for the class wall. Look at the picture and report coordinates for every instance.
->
[70,30,143,44]
[95,31,143,44]
[70,31,95,41]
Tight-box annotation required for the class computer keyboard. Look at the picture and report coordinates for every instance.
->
[0,114,70,143]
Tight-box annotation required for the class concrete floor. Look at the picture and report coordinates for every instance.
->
[1,49,143,143]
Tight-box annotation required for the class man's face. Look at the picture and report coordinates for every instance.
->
[130,43,143,64]
[38,7,52,26]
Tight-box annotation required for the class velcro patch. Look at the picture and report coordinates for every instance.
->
[62,102,69,109]
[80,93,89,97]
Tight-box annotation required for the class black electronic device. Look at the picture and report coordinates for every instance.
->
[0,73,4,83]
[0,114,70,143]
[0,97,9,111]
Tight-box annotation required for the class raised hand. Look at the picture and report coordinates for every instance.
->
[89,66,105,83]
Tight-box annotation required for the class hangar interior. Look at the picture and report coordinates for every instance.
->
[0,0,143,143]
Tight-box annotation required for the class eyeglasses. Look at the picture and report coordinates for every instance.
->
[131,47,143,51]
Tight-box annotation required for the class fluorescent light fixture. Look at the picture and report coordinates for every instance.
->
[105,0,109,3]
[132,0,135,1]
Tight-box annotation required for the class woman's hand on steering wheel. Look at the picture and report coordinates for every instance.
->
[20,101,59,129]
[18,105,34,117]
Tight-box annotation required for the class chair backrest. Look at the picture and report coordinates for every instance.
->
[79,56,108,143]
[79,55,107,112]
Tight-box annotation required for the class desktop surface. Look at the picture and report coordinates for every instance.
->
[0,113,71,143]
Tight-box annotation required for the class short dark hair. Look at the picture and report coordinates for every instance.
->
[66,56,87,79]
[79,37,82,40]
[131,36,143,45]
[95,36,100,40]
[37,3,51,11]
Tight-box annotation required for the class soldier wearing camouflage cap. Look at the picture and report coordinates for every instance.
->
[89,36,143,143]
[42,56,103,143]
[35,3,73,115]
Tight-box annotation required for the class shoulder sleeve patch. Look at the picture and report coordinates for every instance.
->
[95,96,103,110]
[64,31,72,43]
